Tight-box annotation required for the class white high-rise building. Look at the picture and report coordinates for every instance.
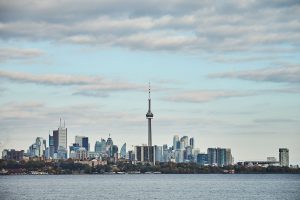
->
[52,119,67,159]
[154,145,162,162]
[58,127,67,150]
[180,136,188,148]
[173,135,179,150]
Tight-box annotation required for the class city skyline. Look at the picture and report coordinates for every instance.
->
[0,91,294,165]
[0,1,299,165]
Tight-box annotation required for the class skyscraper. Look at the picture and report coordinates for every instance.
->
[207,148,217,166]
[49,134,54,158]
[120,143,126,159]
[279,148,289,167]
[146,83,154,146]
[154,145,162,162]
[197,153,208,165]
[173,135,179,150]
[95,139,106,154]
[106,135,114,157]
[189,137,194,149]
[180,136,188,148]
[75,136,89,151]
[207,147,233,166]
[52,118,67,158]
[135,145,155,163]
[28,137,46,158]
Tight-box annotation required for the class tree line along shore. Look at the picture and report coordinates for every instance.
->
[1,159,300,175]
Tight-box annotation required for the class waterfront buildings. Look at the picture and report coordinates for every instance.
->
[279,148,289,167]
[2,149,24,161]
[135,145,155,163]
[207,147,233,166]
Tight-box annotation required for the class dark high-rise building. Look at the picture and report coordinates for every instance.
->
[207,148,217,165]
[53,130,59,153]
[49,134,54,158]
[279,148,289,167]
[189,137,194,149]
[135,146,155,163]
[146,83,154,146]
[136,146,142,161]
[82,137,89,151]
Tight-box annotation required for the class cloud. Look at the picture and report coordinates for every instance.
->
[163,90,254,103]
[0,70,145,96]
[0,87,6,96]
[209,65,300,83]
[0,101,45,119]
[254,118,299,124]
[0,70,104,86]
[72,91,109,98]
[0,48,44,62]
[0,1,299,54]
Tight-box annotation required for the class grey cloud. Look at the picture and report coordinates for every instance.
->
[254,118,299,124]
[0,48,44,62]
[209,65,300,83]
[0,0,212,22]
[0,1,299,53]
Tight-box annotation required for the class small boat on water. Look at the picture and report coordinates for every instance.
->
[153,172,162,174]
[0,169,8,175]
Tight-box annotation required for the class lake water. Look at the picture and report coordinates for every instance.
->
[1,174,300,200]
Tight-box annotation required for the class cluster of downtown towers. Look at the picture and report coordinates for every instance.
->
[4,87,235,166]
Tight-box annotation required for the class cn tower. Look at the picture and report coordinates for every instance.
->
[146,83,154,146]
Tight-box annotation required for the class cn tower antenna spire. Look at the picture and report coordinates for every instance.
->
[149,81,151,99]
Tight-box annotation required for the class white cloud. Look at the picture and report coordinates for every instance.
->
[0,70,145,97]
[0,48,44,62]
[163,90,253,103]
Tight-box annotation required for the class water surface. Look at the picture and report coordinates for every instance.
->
[1,174,300,200]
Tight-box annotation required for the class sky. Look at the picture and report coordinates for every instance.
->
[0,0,299,164]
